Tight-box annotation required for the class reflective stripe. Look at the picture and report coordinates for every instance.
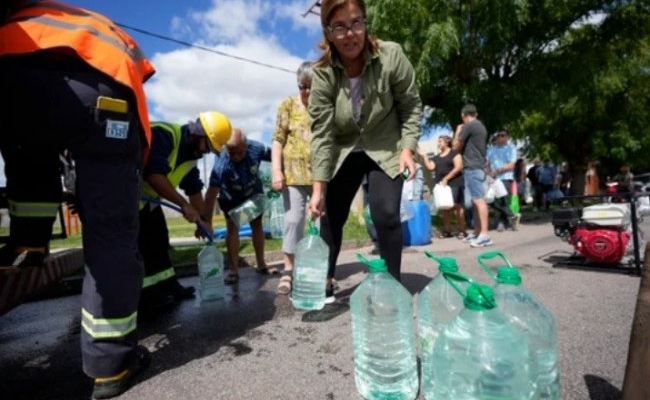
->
[10,14,146,63]
[8,200,59,218]
[142,267,176,289]
[81,308,137,339]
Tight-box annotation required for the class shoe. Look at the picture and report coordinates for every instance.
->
[325,283,335,304]
[224,273,239,285]
[92,345,151,399]
[277,273,292,295]
[462,232,478,243]
[139,289,175,312]
[256,265,280,275]
[470,235,493,248]
[369,245,380,256]
[497,222,505,232]
[168,281,196,301]
[0,245,48,268]
[509,213,521,231]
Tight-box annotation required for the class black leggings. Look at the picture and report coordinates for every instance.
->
[321,152,404,281]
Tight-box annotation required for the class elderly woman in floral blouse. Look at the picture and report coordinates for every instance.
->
[271,61,314,295]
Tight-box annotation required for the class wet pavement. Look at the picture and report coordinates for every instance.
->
[0,213,645,400]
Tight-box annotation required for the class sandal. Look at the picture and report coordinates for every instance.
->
[277,273,292,295]
[457,231,468,240]
[224,273,239,285]
[256,265,280,275]
[437,231,453,239]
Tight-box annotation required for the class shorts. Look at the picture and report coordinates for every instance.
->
[450,185,464,205]
[463,168,487,200]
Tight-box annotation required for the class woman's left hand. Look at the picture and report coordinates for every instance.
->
[399,148,416,180]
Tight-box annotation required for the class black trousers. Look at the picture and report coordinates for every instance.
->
[0,54,144,378]
[491,179,515,226]
[138,204,176,292]
[321,152,404,281]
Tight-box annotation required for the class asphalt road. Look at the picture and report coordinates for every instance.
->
[0,212,644,400]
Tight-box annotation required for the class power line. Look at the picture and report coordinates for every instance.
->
[116,22,295,74]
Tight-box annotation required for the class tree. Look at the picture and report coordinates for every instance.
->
[367,0,650,189]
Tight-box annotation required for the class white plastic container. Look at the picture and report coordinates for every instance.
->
[433,184,454,210]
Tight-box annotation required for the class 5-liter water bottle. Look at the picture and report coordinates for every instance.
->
[400,192,415,222]
[417,252,465,399]
[363,204,373,227]
[291,221,329,310]
[228,193,266,228]
[267,190,284,239]
[350,255,418,400]
[430,272,534,400]
[197,244,225,301]
[478,251,561,400]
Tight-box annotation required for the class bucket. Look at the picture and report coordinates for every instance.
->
[402,200,432,246]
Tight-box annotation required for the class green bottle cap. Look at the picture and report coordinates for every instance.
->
[495,266,522,285]
[367,258,388,273]
[307,220,319,235]
[436,257,459,274]
[464,284,497,310]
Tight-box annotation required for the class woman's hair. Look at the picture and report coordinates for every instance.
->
[438,135,452,147]
[314,0,378,67]
[297,60,313,81]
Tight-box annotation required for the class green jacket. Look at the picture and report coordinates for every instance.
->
[309,40,422,181]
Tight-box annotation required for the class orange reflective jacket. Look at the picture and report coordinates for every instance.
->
[0,0,156,158]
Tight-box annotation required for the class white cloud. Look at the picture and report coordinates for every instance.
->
[144,0,321,144]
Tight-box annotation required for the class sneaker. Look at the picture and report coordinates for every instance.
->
[324,283,336,304]
[166,280,196,301]
[92,345,151,399]
[508,213,521,231]
[497,222,505,232]
[462,232,478,243]
[470,235,493,248]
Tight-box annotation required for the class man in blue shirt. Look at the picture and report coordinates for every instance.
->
[486,128,520,231]
[204,129,275,284]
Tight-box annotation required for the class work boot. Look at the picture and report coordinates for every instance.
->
[92,345,151,399]
[0,245,48,268]
[166,279,196,301]
[138,287,175,313]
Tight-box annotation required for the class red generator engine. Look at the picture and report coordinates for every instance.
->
[569,226,630,264]
[552,204,633,265]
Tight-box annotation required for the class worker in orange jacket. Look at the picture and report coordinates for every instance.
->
[0,1,154,398]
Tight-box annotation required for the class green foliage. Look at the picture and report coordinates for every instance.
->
[367,0,650,177]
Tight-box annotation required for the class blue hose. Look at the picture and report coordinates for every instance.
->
[141,196,214,244]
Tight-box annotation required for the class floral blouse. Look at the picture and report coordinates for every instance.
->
[272,95,312,185]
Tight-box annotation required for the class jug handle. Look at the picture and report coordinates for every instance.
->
[476,250,512,281]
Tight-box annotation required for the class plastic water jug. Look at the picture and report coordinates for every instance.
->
[478,251,561,400]
[350,255,418,400]
[400,192,414,222]
[402,200,432,246]
[228,193,266,228]
[267,190,284,239]
[430,271,534,399]
[291,221,329,310]
[197,244,225,301]
[433,183,454,210]
[417,252,464,399]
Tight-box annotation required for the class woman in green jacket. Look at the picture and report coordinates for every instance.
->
[308,0,422,301]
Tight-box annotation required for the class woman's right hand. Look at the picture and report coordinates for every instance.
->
[309,182,327,218]
[271,169,284,191]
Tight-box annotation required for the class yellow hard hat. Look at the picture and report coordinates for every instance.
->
[198,111,232,152]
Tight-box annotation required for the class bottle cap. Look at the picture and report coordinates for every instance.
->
[495,266,522,285]
[367,258,388,273]
[437,257,459,274]
[307,219,319,235]
[464,284,497,310]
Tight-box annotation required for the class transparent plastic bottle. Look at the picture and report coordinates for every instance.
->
[227,193,266,228]
[290,221,329,310]
[363,204,373,228]
[400,192,415,222]
[267,191,284,239]
[417,252,464,399]
[197,244,225,301]
[350,256,418,400]
[430,273,534,400]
